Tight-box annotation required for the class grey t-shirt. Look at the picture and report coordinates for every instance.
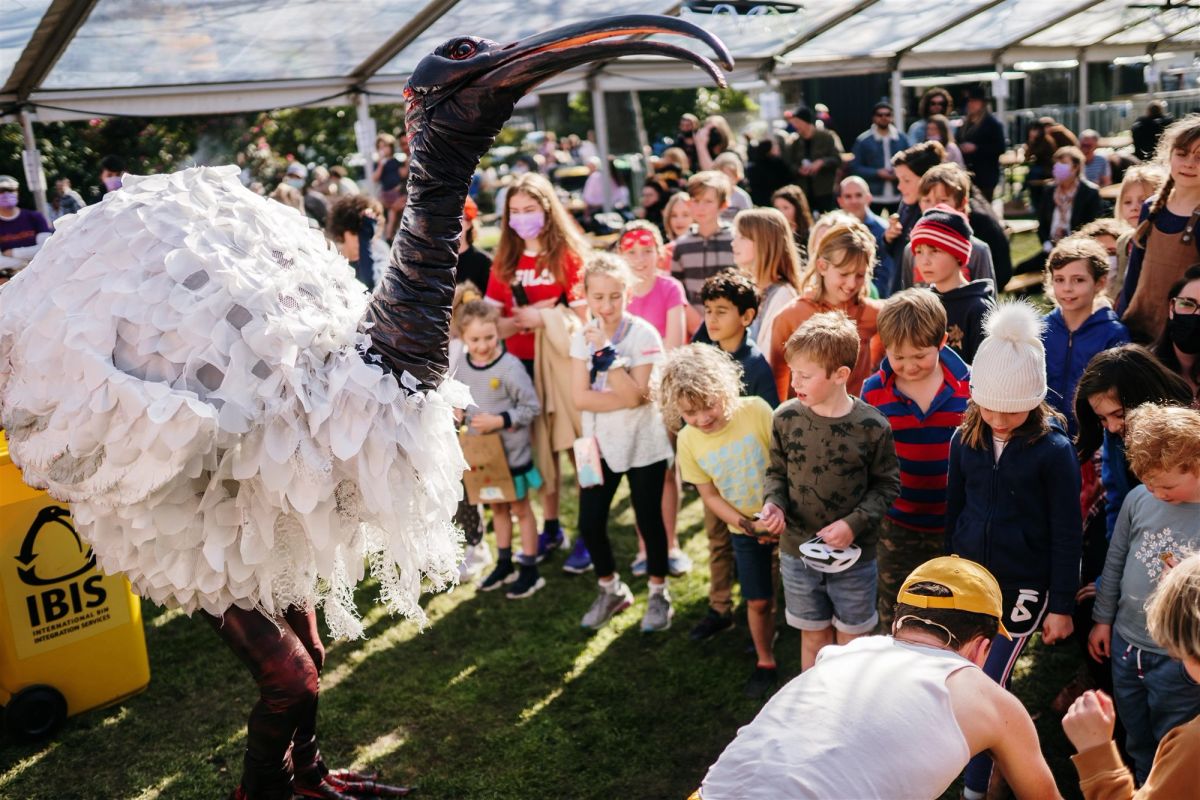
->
[452,348,540,470]
[1093,485,1200,654]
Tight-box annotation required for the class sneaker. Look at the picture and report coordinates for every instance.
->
[667,548,693,576]
[641,588,674,632]
[689,608,734,641]
[536,526,566,563]
[630,554,648,577]
[581,581,633,629]
[458,541,494,582]
[562,537,593,574]
[742,665,779,699]
[479,560,516,591]
[506,565,546,599]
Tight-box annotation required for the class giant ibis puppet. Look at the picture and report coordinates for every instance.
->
[0,15,731,800]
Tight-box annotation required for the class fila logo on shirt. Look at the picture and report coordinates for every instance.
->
[515,267,559,287]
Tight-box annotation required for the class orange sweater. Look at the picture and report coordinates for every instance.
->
[768,293,882,403]
[1072,716,1200,799]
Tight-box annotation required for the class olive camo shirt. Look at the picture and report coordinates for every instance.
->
[763,397,901,560]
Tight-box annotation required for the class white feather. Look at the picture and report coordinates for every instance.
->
[0,165,466,638]
[982,300,1045,344]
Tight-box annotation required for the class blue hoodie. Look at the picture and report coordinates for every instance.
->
[945,416,1082,615]
[1042,306,1129,439]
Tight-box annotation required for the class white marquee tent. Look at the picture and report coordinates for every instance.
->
[2,0,1198,207]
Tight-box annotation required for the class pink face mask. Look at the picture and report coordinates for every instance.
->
[0,192,17,208]
[1052,162,1074,183]
[508,209,545,240]
[103,175,123,191]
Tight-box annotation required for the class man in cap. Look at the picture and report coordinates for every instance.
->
[784,105,843,214]
[958,85,1007,201]
[696,556,1061,799]
[0,174,52,276]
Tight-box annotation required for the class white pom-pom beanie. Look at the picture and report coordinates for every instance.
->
[969,301,1047,413]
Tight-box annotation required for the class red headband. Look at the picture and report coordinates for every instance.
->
[619,228,658,251]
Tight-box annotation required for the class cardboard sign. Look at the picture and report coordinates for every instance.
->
[458,432,516,505]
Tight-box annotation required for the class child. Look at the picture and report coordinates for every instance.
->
[689,270,780,641]
[485,172,589,565]
[570,253,675,632]
[759,312,901,671]
[326,194,389,290]
[1108,165,1165,305]
[1087,403,1200,784]
[450,283,493,582]
[620,221,690,577]
[945,301,1083,800]
[902,163,999,291]
[861,289,970,627]
[670,171,737,331]
[1066,553,1200,798]
[909,204,994,364]
[1122,116,1200,343]
[1042,236,1129,438]
[655,344,779,697]
[454,301,545,599]
[768,221,883,403]
[1071,346,1194,702]
[730,208,801,360]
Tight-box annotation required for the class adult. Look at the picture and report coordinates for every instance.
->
[637,178,670,239]
[925,114,965,167]
[1079,129,1113,188]
[0,174,51,273]
[675,113,701,175]
[957,85,1007,201]
[784,106,843,214]
[372,133,407,242]
[1153,265,1200,401]
[906,86,954,144]
[99,154,126,197]
[883,141,945,294]
[696,557,1061,800]
[1132,100,1174,162]
[770,184,814,258]
[1035,146,1104,257]
[284,163,329,229]
[456,195,492,292]
[49,177,85,223]
[836,176,894,297]
[581,157,630,214]
[851,101,909,209]
[745,137,792,208]
[328,165,359,196]
[694,115,737,171]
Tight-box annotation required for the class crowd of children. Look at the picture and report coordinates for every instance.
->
[443,117,1200,795]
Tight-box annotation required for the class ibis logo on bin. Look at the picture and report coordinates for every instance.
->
[3,503,129,659]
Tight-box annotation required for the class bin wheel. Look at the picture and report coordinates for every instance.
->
[3,685,67,741]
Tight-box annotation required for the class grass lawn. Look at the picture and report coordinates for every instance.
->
[1,234,1088,800]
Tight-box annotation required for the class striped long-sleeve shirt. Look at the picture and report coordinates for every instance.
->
[860,347,970,533]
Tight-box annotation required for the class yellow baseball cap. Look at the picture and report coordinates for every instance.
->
[897,555,1011,640]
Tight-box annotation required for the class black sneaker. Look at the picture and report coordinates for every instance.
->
[479,560,516,592]
[506,564,546,599]
[743,665,778,699]
[689,608,734,641]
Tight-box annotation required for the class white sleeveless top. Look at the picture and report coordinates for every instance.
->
[700,636,974,799]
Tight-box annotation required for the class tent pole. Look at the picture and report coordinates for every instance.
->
[1078,50,1089,135]
[994,61,1007,117]
[18,109,48,218]
[354,92,377,197]
[890,63,904,133]
[590,81,613,213]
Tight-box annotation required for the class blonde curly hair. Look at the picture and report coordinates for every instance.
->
[652,343,743,433]
[1126,403,1200,479]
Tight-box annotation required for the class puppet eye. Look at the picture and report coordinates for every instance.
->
[450,40,477,60]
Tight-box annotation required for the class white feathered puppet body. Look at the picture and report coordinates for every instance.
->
[0,16,732,641]
[0,167,466,639]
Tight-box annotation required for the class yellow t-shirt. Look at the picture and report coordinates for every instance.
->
[677,396,774,532]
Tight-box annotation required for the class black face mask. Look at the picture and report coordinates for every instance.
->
[1167,313,1200,355]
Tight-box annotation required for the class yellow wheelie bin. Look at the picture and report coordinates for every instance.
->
[0,431,150,740]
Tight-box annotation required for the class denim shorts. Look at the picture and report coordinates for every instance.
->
[730,534,776,602]
[780,552,878,634]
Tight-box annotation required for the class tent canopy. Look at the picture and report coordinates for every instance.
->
[2,0,1197,122]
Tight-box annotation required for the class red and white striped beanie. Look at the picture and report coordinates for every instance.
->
[909,204,973,266]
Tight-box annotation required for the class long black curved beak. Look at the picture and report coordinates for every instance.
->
[486,14,734,93]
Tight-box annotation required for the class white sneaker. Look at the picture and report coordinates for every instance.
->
[641,587,674,633]
[458,541,494,582]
